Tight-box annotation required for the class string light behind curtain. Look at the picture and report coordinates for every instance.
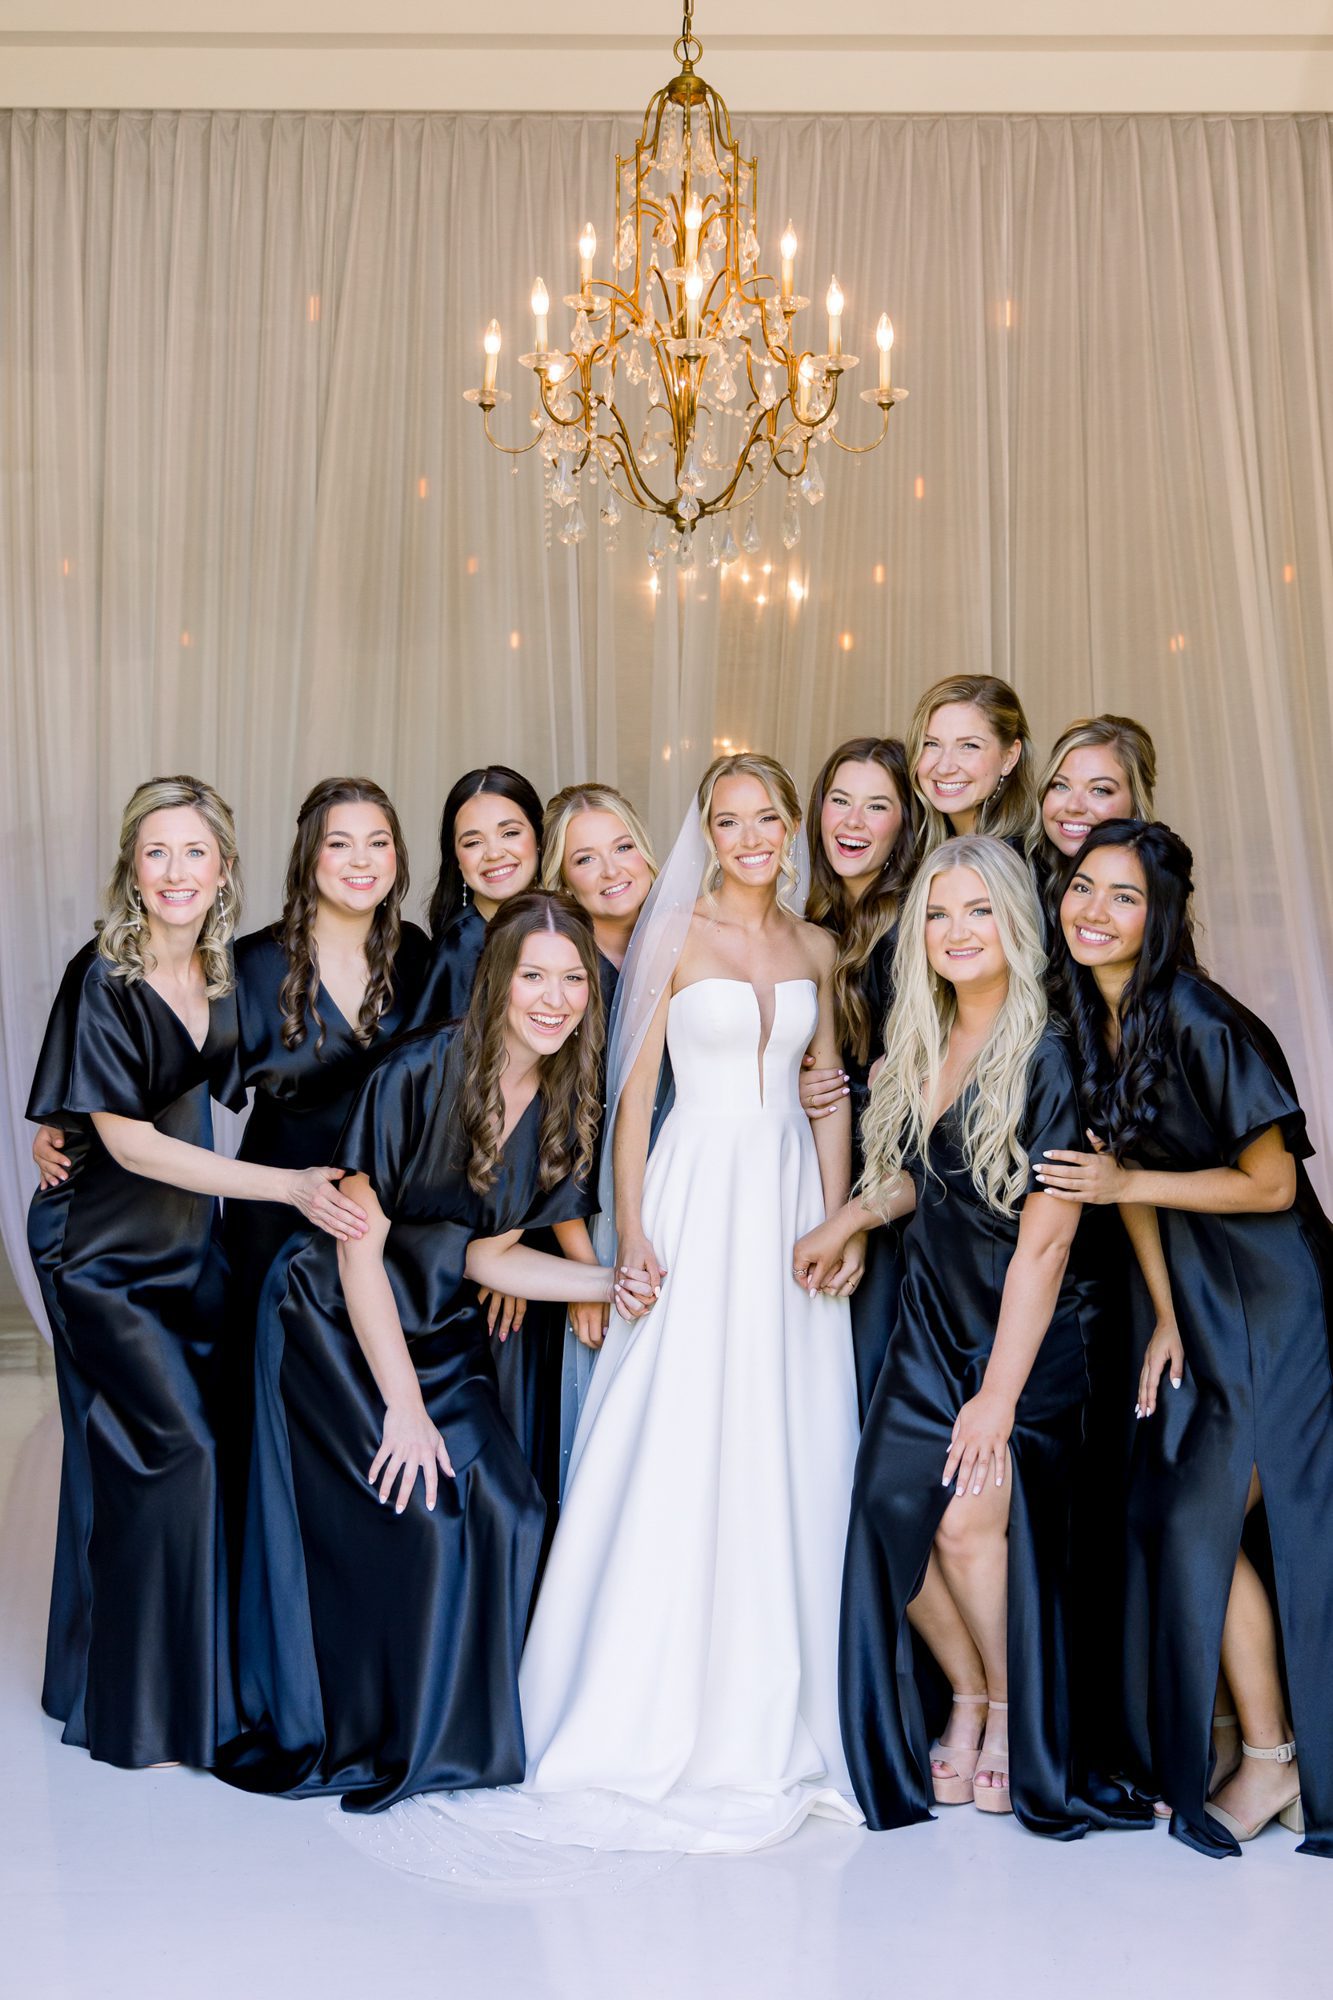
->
[2,109,1331,1330]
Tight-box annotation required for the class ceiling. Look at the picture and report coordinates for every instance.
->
[3,2,1331,111]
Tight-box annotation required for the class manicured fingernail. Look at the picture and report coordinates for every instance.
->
[1171,1377,1181,1388]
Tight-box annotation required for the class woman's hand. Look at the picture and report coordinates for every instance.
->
[288,1165,369,1239]
[614,1227,665,1298]
[799,1052,850,1122]
[368,1401,455,1514]
[477,1291,527,1342]
[33,1124,71,1189]
[821,1229,867,1299]
[942,1390,1015,1496]
[571,1299,609,1350]
[1035,1129,1132,1204]
[1136,1319,1185,1418]
[793,1213,851,1295]
[613,1263,660,1321]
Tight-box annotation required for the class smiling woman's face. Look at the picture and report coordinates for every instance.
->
[922,864,1009,992]
[1060,842,1148,975]
[1042,745,1135,857]
[454,792,539,915]
[560,808,654,926]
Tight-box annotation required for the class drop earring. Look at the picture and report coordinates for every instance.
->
[462,882,470,907]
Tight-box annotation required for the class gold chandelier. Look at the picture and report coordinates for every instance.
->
[464,0,906,570]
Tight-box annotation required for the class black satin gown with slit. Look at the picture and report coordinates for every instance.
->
[415,902,569,1532]
[1120,972,1333,1859]
[839,1025,1153,1838]
[25,941,243,1768]
[217,1026,594,1811]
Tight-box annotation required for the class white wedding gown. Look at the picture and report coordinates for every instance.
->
[342,977,863,1875]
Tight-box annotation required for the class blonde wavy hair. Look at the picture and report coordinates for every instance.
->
[906,674,1040,854]
[1036,714,1158,823]
[861,834,1048,1217]
[97,775,242,998]
[697,752,804,911]
[540,782,658,892]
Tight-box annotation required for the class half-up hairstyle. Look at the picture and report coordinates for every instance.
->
[1037,715,1158,827]
[697,751,805,912]
[540,781,658,891]
[276,777,408,1054]
[97,775,242,998]
[1049,819,1197,1162]
[861,834,1048,1217]
[806,737,921,1065]
[428,765,544,940]
[906,674,1040,854]
[457,891,604,1195]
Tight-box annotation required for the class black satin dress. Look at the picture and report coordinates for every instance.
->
[1120,973,1333,1859]
[840,1026,1153,1838]
[416,901,570,1528]
[226,923,432,1323]
[25,941,242,1768]
[218,1027,594,1811]
[841,927,906,1422]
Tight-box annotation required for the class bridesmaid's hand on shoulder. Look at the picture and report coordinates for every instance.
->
[369,1401,455,1515]
[289,1165,369,1240]
[1136,1319,1185,1419]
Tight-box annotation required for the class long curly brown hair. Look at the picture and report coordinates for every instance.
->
[806,738,921,1066]
[458,891,604,1195]
[277,777,409,1053]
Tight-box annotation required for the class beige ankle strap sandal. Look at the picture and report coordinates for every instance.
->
[1203,1740,1303,1842]
[929,1693,989,1807]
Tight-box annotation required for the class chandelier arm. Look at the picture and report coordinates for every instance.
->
[595,405,676,514]
[480,407,545,457]
[698,413,777,514]
[827,404,896,455]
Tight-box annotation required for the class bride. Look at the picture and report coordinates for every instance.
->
[354,752,865,1863]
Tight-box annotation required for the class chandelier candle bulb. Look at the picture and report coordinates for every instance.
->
[578,223,597,292]
[684,195,703,268]
[531,277,550,356]
[780,221,798,301]
[684,263,704,342]
[826,275,844,361]
[483,319,502,396]
[797,354,814,421]
[876,313,894,394]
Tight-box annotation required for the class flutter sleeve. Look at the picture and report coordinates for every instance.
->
[26,948,153,1122]
[333,1034,439,1215]
[1175,978,1310,1166]
[1020,1030,1086,1197]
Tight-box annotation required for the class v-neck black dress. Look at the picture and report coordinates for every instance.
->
[226,923,432,1324]
[218,1026,595,1811]
[412,902,487,1029]
[1119,973,1333,1858]
[25,941,243,1768]
[839,1025,1152,1838]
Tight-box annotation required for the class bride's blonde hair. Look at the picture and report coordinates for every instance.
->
[697,752,804,911]
[861,835,1047,1217]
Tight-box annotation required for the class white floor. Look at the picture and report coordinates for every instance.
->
[2,1356,1330,2000]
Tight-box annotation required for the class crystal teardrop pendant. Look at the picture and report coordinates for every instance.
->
[740,509,761,556]
[780,490,802,548]
[719,521,741,566]
[799,459,826,507]
[646,514,670,569]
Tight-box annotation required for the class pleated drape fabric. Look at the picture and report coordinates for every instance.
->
[3,108,1332,1327]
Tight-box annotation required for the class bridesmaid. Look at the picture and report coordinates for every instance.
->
[906,674,1040,855]
[799,737,921,1417]
[417,764,545,1028]
[218,893,650,1811]
[1042,820,1333,1857]
[1036,715,1157,913]
[540,783,659,1461]
[25,776,351,1770]
[228,777,430,1328]
[797,835,1150,1837]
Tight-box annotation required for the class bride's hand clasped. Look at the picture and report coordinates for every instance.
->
[793,1213,853,1297]
[612,1259,661,1321]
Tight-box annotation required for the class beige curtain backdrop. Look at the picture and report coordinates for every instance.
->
[3,108,1331,1327]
